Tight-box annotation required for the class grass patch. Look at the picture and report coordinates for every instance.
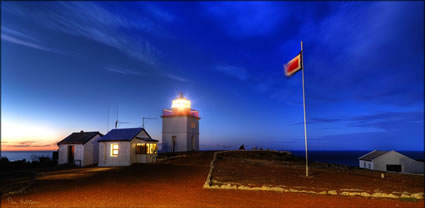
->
[400,197,418,202]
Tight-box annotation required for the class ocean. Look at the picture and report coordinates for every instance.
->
[1,150,423,166]
[1,151,54,162]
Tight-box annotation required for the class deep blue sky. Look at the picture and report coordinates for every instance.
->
[1,2,424,151]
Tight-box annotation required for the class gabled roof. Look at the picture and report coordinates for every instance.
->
[98,128,157,142]
[58,131,102,145]
[136,137,159,142]
[359,150,389,161]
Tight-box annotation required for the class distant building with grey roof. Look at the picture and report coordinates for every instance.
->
[359,150,424,174]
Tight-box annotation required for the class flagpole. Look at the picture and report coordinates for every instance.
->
[301,41,309,177]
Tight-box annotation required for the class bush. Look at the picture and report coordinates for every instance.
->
[0,156,56,170]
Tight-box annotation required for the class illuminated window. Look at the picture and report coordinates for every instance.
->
[111,144,119,157]
[191,122,196,129]
[136,143,157,154]
[172,98,191,109]
[147,143,157,154]
[136,143,146,154]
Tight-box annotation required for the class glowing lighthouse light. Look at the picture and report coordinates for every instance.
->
[171,93,191,109]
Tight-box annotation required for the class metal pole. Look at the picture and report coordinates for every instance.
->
[301,41,309,177]
[107,104,110,132]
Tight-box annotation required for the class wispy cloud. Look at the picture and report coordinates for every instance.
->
[293,111,424,131]
[105,65,188,82]
[105,66,143,76]
[298,2,424,106]
[3,144,54,148]
[49,2,159,65]
[2,140,56,149]
[214,65,248,81]
[1,27,63,54]
[3,2,175,66]
[166,73,188,82]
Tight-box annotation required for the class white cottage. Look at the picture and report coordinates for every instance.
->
[161,93,200,152]
[57,131,103,166]
[359,150,424,174]
[98,128,158,166]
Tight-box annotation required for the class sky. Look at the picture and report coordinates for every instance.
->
[1,1,424,151]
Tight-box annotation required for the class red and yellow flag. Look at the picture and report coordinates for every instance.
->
[284,52,302,77]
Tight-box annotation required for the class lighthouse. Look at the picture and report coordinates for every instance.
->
[161,93,200,152]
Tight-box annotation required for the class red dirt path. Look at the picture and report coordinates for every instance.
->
[1,151,424,208]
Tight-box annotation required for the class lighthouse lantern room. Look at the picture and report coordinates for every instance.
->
[161,93,200,152]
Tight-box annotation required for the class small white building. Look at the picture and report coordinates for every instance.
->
[161,93,200,152]
[57,131,103,167]
[359,150,424,174]
[98,128,158,167]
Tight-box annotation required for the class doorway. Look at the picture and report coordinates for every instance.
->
[68,145,75,163]
[386,164,402,172]
[192,136,195,151]
[172,136,176,152]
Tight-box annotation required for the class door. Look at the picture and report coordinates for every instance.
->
[68,145,75,163]
[386,164,402,172]
[172,136,176,152]
[192,136,195,151]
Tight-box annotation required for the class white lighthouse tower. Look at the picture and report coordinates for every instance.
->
[161,93,200,152]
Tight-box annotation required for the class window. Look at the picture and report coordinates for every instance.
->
[191,121,196,129]
[136,143,147,154]
[147,143,157,154]
[136,143,157,154]
[111,144,119,157]
[368,163,371,169]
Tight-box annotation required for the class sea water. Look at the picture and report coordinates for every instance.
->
[1,151,54,162]
[1,150,423,166]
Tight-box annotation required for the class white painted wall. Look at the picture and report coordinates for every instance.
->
[130,139,136,164]
[162,116,199,152]
[83,134,102,166]
[98,139,158,166]
[74,145,84,166]
[58,144,84,166]
[359,160,373,169]
[132,139,157,163]
[400,157,424,174]
[186,117,199,151]
[136,129,150,138]
[373,151,424,174]
[58,134,101,167]
[58,145,68,165]
[98,141,131,167]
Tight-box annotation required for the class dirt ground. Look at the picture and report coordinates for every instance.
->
[213,151,425,194]
[1,151,424,208]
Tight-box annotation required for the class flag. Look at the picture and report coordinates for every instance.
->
[284,52,302,77]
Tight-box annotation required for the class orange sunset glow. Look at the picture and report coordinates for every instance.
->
[1,120,62,151]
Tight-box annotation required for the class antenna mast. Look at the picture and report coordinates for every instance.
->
[115,105,119,128]
[114,105,129,128]
[107,104,110,131]
[142,117,157,128]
